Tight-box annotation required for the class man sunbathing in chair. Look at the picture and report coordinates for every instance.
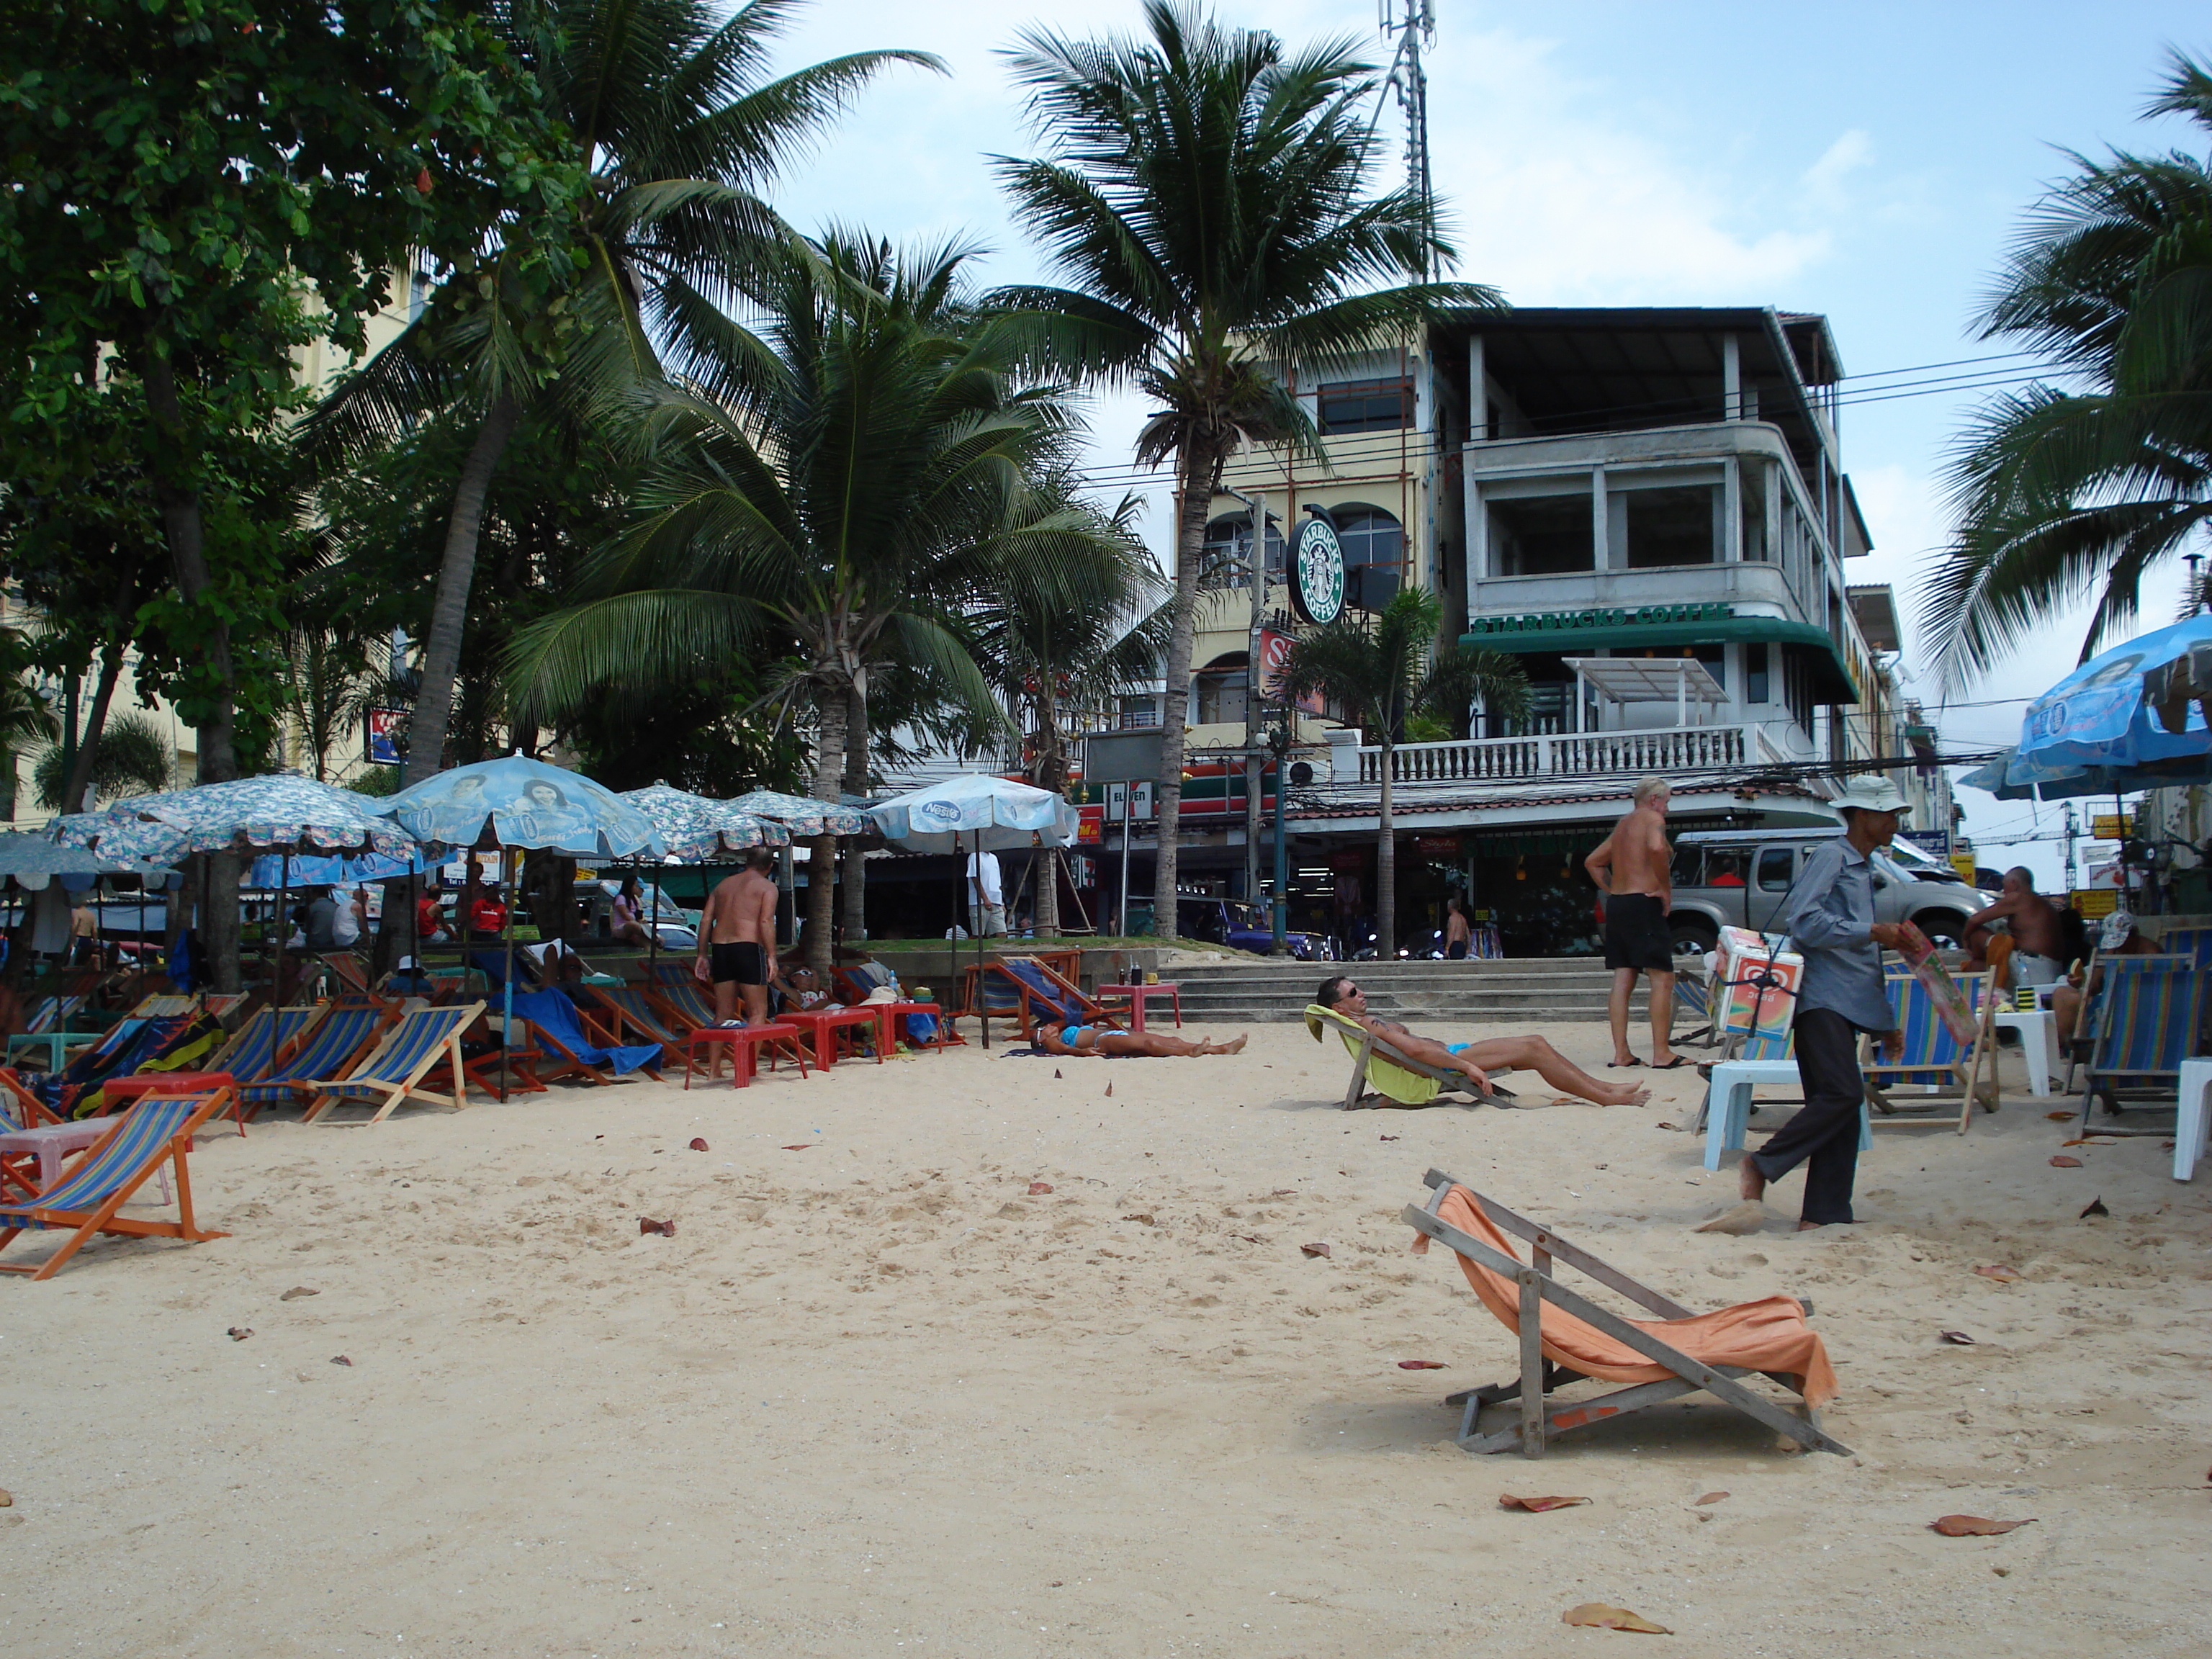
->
[1038,1023,1247,1058]
[1318,976,1650,1106]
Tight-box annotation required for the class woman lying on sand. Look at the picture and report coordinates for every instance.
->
[1038,1024,1248,1058]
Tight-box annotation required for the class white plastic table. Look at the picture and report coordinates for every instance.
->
[1994,1007,2054,1097]
[1700,1060,1873,1172]
[2174,1058,2212,1182]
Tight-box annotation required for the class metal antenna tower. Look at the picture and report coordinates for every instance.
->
[1379,0,1436,271]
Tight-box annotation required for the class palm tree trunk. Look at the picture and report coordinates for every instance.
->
[1376,746,1395,959]
[1033,711,1063,937]
[59,643,123,815]
[839,682,868,944]
[1151,440,1219,938]
[805,685,848,976]
[403,397,520,788]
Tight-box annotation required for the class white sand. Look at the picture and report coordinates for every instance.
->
[3,1022,2208,1658]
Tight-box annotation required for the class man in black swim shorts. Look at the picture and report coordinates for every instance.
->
[1583,775,1683,1069]
[696,849,781,1025]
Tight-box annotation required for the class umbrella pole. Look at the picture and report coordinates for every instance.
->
[500,845,516,1103]
[271,857,288,1081]
[646,862,660,984]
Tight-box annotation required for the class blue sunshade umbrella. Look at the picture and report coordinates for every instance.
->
[2003,614,2212,789]
[724,789,872,838]
[0,831,168,890]
[55,775,420,864]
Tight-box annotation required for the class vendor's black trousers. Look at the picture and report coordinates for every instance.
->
[1750,1008,1868,1225]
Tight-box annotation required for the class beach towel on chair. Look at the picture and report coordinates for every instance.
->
[508,992,659,1076]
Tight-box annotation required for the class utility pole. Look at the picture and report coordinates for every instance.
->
[1380,0,1436,271]
[2063,801,2079,896]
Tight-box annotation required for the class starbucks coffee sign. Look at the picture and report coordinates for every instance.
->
[1291,517,1346,625]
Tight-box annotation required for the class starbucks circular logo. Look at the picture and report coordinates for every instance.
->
[1291,517,1346,625]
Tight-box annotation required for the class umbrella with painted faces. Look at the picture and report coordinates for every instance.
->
[724,789,872,839]
[1994,613,2212,793]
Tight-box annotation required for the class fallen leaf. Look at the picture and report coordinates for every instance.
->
[1237,1234,1263,1244]
[331,1354,353,1367]
[1053,1069,1061,1079]
[1270,1189,1296,1197]
[1499,1493,1588,1511]
[227,1327,252,1341]
[1121,1213,1154,1226]
[279,1286,318,1301]
[1397,1359,1446,1370]
[1300,1241,1331,1259]
[1104,1082,1112,1097]
[1974,1264,2023,1282]
[2078,1196,2109,1218]
[688,1138,709,1152]
[781,1144,812,1151]
[1655,1120,1680,1130]
[0,1489,11,1506]
[1930,1514,2035,1536]
[1379,1134,1400,1141]
[2049,1155,2082,1167]
[1694,1491,1730,1506]
[2044,1110,2074,1121]
[2059,1136,2117,1146]
[1939,1330,1977,1345]
[1028,1182,1054,1195]
[1562,1602,1670,1633]
[639,1217,677,1237]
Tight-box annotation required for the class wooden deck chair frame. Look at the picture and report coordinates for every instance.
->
[530,1003,659,1087]
[1861,968,2000,1135]
[585,986,686,1061]
[0,1087,236,1280]
[235,1004,392,1121]
[2078,953,2210,1137]
[301,1002,485,1125]
[1404,1169,1849,1460]
[1303,1004,1514,1108]
[984,956,1125,1043]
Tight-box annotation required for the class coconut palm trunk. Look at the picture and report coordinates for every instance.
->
[1151,443,1217,936]
[404,397,519,787]
[806,684,848,976]
[840,681,868,944]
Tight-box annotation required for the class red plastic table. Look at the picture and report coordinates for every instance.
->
[870,1000,947,1055]
[781,1007,884,1069]
[681,1023,810,1089]
[104,1071,244,1133]
[1096,983,1181,1033]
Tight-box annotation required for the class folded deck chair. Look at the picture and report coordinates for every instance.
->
[1861,967,1999,1133]
[35,1013,222,1120]
[1671,964,1717,1049]
[505,990,660,1084]
[301,1002,485,1125]
[1303,1003,1513,1108]
[586,985,688,1056]
[0,1085,236,1280]
[2079,954,2208,1137]
[1404,1170,1848,1459]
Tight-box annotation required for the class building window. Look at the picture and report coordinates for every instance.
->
[1317,379,1413,434]
[1617,483,1719,567]
[1118,696,1160,729]
[1745,641,1770,704]
[1201,513,1285,588]
[1334,507,1403,575]
[1193,657,1249,726]
[1691,643,1725,691]
[1490,490,1593,575]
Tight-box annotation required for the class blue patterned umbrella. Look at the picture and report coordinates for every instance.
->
[383,755,663,857]
[725,788,871,837]
[55,775,423,863]
[0,831,169,889]
[617,784,788,860]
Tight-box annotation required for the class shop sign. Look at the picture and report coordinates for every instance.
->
[1328,848,1366,872]
[1259,628,1325,715]
[1411,835,1461,857]
[1290,517,1346,625]
[1899,829,1951,858]
[1949,853,1978,884]
[364,708,406,765]
[1465,601,1731,637]
[2092,814,2132,840]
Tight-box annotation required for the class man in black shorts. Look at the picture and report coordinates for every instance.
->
[1584,775,1683,1069]
[697,849,781,1026]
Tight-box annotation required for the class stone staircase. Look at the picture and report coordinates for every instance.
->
[1164,957,1653,1025]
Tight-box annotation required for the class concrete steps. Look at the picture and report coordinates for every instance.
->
[1164,958,1652,1024]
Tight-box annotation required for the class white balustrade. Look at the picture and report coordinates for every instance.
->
[1354,724,1788,786]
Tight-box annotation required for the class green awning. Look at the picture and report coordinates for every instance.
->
[1460,615,1856,703]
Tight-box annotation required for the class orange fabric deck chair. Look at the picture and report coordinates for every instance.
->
[0,1085,236,1280]
[1403,1169,1848,1459]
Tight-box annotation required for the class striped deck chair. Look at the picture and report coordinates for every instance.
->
[506,991,660,1084]
[302,1002,485,1125]
[210,1006,325,1086]
[235,1005,390,1120]
[587,985,688,1056]
[0,1086,236,1280]
[1861,968,1998,1133]
[125,994,200,1020]
[2079,955,2208,1136]
[2153,927,2212,967]
[1671,964,1717,1049]
[980,956,1125,1043]
[320,952,372,994]
[652,976,719,1031]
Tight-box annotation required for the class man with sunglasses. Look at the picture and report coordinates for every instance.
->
[1316,976,1651,1107]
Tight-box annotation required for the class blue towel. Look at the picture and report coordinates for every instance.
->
[508,990,659,1076]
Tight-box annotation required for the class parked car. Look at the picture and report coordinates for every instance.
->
[1653,828,1997,957]
[1171,896,1336,960]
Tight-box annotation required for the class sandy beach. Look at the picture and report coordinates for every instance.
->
[3,1020,2208,1658]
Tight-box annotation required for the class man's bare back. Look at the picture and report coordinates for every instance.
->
[698,855,781,1025]
[1586,802,1671,899]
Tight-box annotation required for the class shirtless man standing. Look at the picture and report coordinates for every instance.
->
[1584,775,1682,1069]
[1965,867,2066,988]
[696,848,781,1026]
[1318,976,1650,1107]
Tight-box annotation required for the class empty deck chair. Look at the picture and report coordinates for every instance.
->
[651,975,718,1031]
[210,1005,324,1085]
[1303,1003,1513,1107]
[586,984,688,1056]
[505,991,660,1084]
[0,1086,237,1280]
[301,1003,485,1124]
[1861,967,1999,1132]
[1403,1170,1848,1459]
[2078,955,2208,1136]
[235,1005,389,1119]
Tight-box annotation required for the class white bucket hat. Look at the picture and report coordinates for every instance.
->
[1832,774,1911,816]
[2098,908,2136,950]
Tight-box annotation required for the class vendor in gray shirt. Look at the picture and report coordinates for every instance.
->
[1740,775,1910,1228]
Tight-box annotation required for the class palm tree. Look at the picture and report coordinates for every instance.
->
[1275,588,1525,958]
[32,711,173,810]
[314,0,938,786]
[989,0,1501,935]
[505,233,1134,971]
[1927,50,2212,684]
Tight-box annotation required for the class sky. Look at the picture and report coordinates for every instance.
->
[759,0,2212,888]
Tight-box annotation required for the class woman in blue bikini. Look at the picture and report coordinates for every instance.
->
[1039,1023,1246,1058]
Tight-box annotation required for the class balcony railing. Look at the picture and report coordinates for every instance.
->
[1352,724,1793,786]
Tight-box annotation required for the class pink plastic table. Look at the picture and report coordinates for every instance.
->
[1096,983,1181,1033]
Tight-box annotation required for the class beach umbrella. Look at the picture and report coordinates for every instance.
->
[0,831,168,890]
[617,783,788,859]
[1958,749,2212,803]
[245,850,439,889]
[724,788,871,838]
[384,755,665,1099]
[2003,614,2212,790]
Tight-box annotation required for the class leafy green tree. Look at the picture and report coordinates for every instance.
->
[1275,588,1525,957]
[313,0,937,788]
[1928,51,2212,683]
[32,712,174,811]
[989,0,1499,935]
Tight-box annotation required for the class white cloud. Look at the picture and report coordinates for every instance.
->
[1802,128,1875,206]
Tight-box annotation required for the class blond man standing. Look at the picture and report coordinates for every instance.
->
[1584,775,1682,1070]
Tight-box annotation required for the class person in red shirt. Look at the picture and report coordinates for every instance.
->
[415,889,449,943]
[467,880,509,940]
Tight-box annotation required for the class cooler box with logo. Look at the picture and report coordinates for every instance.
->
[1714,925,1802,1043]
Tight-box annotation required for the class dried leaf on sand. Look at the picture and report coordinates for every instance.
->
[1562,1602,1670,1632]
[2078,1196,2109,1218]
[1694,1491,1730,1505]
[2049,1155,2082,1167]
[1938,1330,1977,1345]
[688,1138,709,1152]
[1300,1241,1331,1259]
[1974,1264,2023,1282]
[1397,1359,1445,1370]
[279,1286,318,1302]
[1500,1493,1589,1511]
[1930,1514,2034,1536]
[1028,1182,1053,1195]
[227,1327,252,1341]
